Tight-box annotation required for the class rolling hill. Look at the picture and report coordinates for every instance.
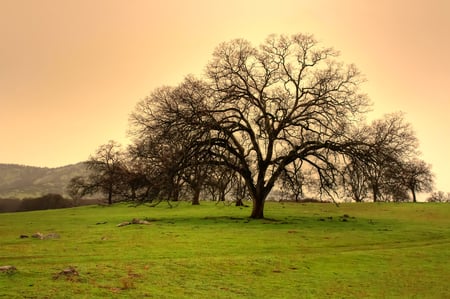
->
[0,162,88,199]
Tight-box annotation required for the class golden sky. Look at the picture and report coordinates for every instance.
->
[1,0,449,191]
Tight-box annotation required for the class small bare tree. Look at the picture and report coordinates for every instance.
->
[129,81,210,204]
[280,160,305,202]
[204,165,234,202]
[86,140,126,205]
[342,158,369,202]
[360,113,418,202]
[400,159,434,202]
[427,191,450,203]
[66,176,88,206]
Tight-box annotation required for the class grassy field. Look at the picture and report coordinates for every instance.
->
[0,201,449,298]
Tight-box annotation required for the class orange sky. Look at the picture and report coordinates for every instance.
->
[1,0,449,192]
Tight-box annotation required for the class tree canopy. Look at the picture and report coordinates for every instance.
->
[130,33,374,218]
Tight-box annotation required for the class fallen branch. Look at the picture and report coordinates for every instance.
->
[117,218,152,227]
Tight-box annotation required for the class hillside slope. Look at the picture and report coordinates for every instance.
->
[0,162,88,198]
[0,203,449,298]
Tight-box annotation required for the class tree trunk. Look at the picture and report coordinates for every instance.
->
[219,189,226,201]
[192,187,200,205]
[249,170,275,218]
[411,188,417,203]
[235,197,244,206]
[250,197,265,219]
[108,189,113,205]
[250,185,269,218]
[169,185,180,202]
[372,185,378,202]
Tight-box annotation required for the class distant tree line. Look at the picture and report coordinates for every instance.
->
[67,33,439,218]
[0,194,99,213]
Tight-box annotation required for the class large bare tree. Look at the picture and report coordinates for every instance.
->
[130,33,371,218]
[201,34,369,218]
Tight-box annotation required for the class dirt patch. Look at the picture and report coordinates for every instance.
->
[53,266,79,280]
[19,232,60,240]
[31,232,60,240]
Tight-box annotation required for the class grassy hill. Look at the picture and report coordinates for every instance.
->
[0,202,449,298]
[0,162,88,199]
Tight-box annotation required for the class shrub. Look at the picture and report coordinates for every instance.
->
[20,194,73,211]
[427,191,450,203]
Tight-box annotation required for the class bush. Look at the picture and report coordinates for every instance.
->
[19,194,73,211]
[427,191,450,203]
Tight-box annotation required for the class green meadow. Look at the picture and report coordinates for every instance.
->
[0,202,449,298]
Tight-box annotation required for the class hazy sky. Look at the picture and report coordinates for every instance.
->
[1,0,449,191]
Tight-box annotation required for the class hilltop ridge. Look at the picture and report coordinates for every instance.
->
[0,162,88,199]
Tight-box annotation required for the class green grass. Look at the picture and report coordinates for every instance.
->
[0,202,449,298]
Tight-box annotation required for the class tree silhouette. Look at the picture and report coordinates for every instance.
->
[400,159,434,202]
[127,33,433,216]
[86,141,126,205]
[359,113,418,202]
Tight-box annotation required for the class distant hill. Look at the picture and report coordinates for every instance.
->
[0,162,89,199]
